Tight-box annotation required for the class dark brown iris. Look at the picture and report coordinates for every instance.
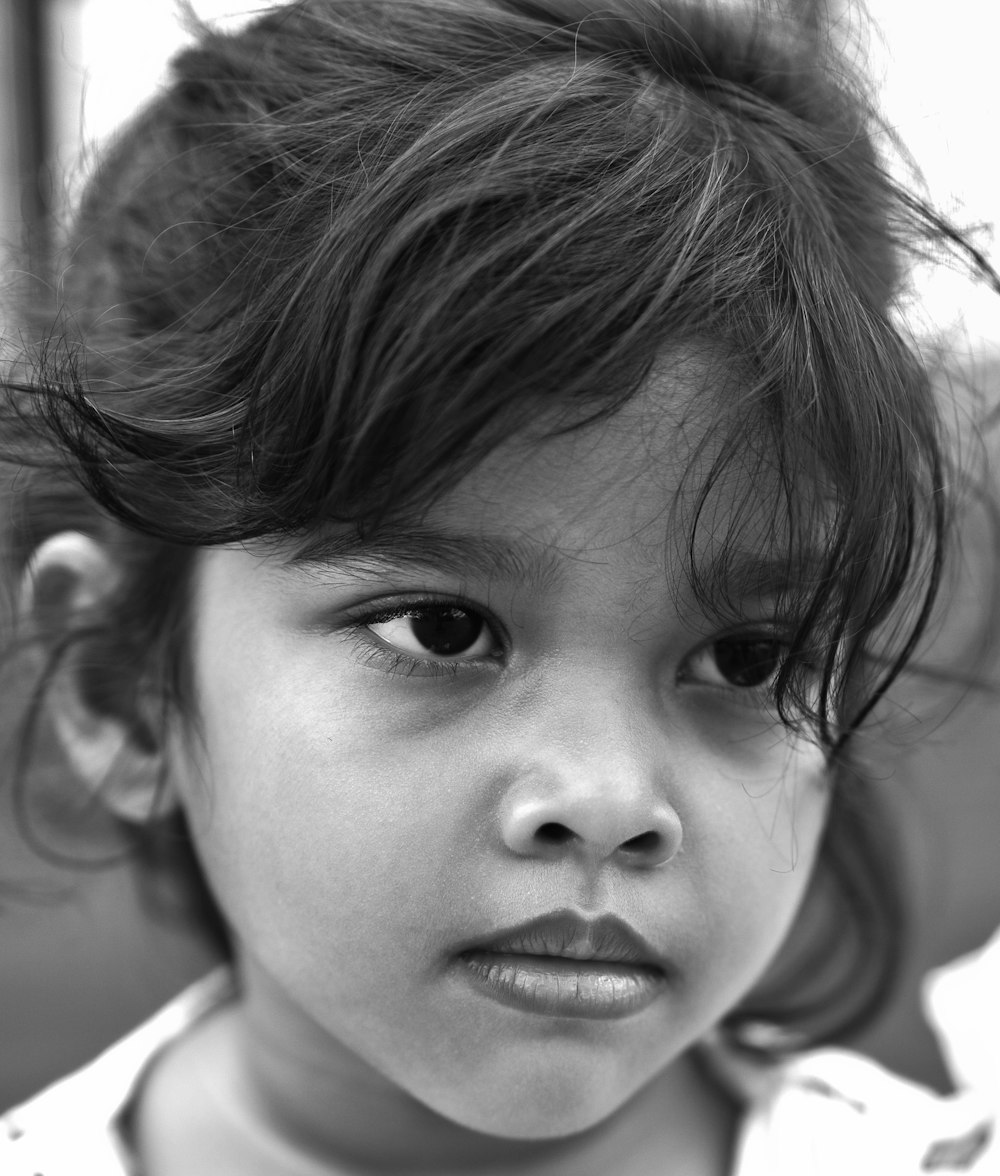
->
[410,608,484,656]
[712,637,783,687]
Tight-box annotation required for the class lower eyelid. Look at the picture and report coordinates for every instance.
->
[348,631,467,678]
[343,612,506,678]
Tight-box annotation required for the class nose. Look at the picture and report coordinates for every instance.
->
[498,699,682,870]
[502,799,680,868]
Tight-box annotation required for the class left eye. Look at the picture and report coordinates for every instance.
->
[684,634,786,690]
[366,606,496,660]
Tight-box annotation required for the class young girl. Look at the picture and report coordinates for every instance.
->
[1,0,998,1172]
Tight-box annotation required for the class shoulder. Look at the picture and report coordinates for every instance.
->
[1,969,234,1176]
[924,923,1000,1102]
[725,929,1000,1175]
[731,1046,995,1174]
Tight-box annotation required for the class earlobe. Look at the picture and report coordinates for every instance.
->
[22,531,175,823]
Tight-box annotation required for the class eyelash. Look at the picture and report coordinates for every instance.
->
[343,598,814,698]
[682,628,806,703]
[343,597,507,679]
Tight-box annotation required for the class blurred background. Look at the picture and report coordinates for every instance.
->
[1,0,1000,1110]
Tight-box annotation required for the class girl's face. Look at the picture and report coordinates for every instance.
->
[171,356,829,1139]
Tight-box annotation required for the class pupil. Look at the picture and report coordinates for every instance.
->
[410,608,483,656]
[715,638,782,687]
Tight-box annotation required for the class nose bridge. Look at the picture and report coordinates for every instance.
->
[551,675,646,790]
[499,667,682,869]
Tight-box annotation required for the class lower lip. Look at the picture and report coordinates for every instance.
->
[457,952,667,1020]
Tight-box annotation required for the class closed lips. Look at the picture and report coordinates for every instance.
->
[454,910,668,1019]
[461,909,665,969]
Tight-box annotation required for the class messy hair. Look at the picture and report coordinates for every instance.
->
[2,0,994,1049]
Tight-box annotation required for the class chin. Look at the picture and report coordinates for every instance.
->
[423,1061,642,1141]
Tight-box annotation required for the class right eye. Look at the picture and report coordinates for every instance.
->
[681,633,789,695]
[365,605,497,662]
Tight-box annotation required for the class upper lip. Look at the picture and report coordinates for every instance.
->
[460,910,664,970]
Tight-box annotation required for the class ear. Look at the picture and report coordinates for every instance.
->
[22,531,175,823]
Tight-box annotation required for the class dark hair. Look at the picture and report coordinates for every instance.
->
[2,0,996,1050]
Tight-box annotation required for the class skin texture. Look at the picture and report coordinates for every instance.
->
[147,358,830,1172]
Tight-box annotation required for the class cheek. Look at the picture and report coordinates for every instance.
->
[167,656,466,960]
[693,752,830,985]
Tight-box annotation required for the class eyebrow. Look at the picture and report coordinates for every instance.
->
[285,525,830,605]
[286,525,567,590]
[691,549,833,605]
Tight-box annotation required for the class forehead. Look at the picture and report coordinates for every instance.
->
[286,351,717,558]
[436,364,708,533]
[283,350,804,598]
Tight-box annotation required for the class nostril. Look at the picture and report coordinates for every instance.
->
[620,830,662,856]
[536,822,575,847]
